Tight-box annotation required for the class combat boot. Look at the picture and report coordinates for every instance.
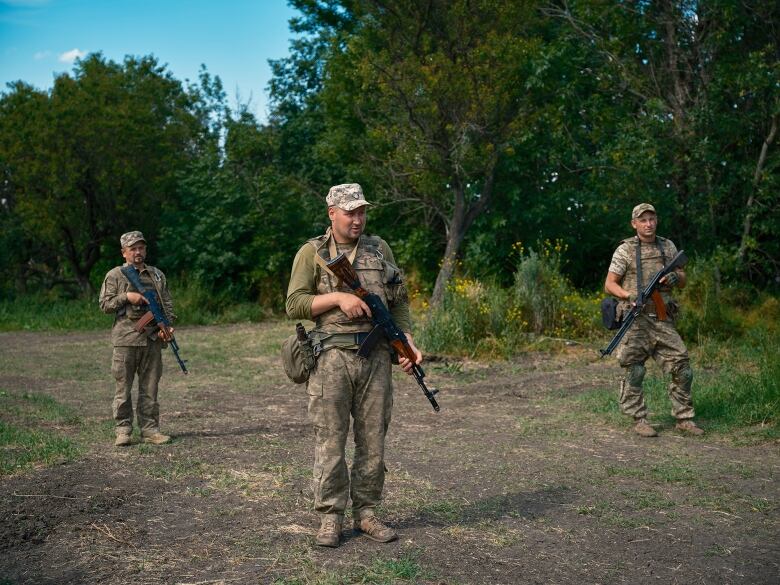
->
[315,515,343,547]
[633,418,658,438]
[675,419,704,436]
[114,433,132,447]
[142,431,171,445]
[354,513,398,543]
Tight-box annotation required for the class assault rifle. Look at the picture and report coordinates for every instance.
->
[121,266,189,374]
[600,249,688,358]
[326,253,440,412]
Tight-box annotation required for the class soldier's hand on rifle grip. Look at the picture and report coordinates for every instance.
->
[398,335,423,375]
[337,293,372,319]
[127,292,148,306]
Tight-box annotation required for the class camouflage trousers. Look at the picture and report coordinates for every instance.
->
[306,345,393,520]
[617,315,695,421]
[111,342,164,435]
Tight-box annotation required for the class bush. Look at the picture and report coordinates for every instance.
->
[675,256,744,341]
[414,277,509,357]
[509,240,602,340]
[416,240,602,357]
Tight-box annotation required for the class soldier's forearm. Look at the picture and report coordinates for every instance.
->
[99,292,128,314]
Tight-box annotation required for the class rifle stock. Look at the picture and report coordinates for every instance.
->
[599,249,688,358]
[327,253,440,412]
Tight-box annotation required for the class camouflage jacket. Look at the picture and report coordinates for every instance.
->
[99,263,176,346]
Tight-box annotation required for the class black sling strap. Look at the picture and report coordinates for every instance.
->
[121,265,147,295]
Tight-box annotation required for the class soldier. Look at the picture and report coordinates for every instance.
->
[286,184,421,548]
[604,203,704,437]
[99,231,176,446]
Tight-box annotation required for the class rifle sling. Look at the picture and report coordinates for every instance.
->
[312,229,361,279]
[121,265,148,295]
[635,237,668,320]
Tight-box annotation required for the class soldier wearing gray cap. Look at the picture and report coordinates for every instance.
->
[286,183,421,547]
[604,204,703,437]
[98,231,177,446]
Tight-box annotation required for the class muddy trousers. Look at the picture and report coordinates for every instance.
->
[617,315,695,421]
[306,346,393,521]
[111,342,164,435]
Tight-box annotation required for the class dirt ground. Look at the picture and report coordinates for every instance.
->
[0,322,778,584]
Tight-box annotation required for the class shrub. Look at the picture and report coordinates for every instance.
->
[416,240,603,357]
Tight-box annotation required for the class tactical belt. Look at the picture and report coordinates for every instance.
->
[314,331,371,349]
[311,331,387,360]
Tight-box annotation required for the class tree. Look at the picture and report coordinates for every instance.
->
[544,0,780,284]
[0,53,203,294]
[276,0,552,304]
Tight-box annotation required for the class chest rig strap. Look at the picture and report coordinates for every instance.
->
[635,237,669,320]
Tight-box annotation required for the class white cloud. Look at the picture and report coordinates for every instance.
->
[58,48,85,63]
[33,50,51,60]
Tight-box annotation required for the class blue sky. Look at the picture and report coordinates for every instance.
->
[0,0,298,121]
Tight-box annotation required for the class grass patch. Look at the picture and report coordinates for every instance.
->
[272,551,435,585]
[604,462,700,486]
[575,501,657,528]
[443,521,522,548]
[0,295,108,331]
[577,333,780,439]
[0,390,84,474]
[144,457,204,481]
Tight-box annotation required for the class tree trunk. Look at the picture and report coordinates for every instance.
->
[431,214,467,307]
[737,113,778,266]
[430,158,497,306]
[61,226,100,296]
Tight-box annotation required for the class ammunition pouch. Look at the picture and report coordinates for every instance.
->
[281,324,317,384]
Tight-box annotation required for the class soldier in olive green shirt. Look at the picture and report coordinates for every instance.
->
[286,184,421,548]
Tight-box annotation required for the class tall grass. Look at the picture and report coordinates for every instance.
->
[0,276,270,332]
[577,332,780,439]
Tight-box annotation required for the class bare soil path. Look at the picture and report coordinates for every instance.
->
[1,322,778,584]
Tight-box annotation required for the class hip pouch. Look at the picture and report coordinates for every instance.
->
[281,323,317,384]
[600,297,622,330]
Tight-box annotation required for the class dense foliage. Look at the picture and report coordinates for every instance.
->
[1,1,777,313]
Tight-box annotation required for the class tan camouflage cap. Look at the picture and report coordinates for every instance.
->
[326,183,371,211]
[120,230,146,248]
[631,203,656,220]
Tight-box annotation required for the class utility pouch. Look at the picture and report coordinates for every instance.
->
[281,323,317,384]
[601,297,622,330]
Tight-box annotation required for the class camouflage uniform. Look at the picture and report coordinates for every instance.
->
[608,236,695,421]
[286,186,411,526]
[98,233,176,437]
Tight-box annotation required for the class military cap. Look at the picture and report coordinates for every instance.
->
[120,230,146,248]
[326,183,371,211]
[631,203,656,220]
